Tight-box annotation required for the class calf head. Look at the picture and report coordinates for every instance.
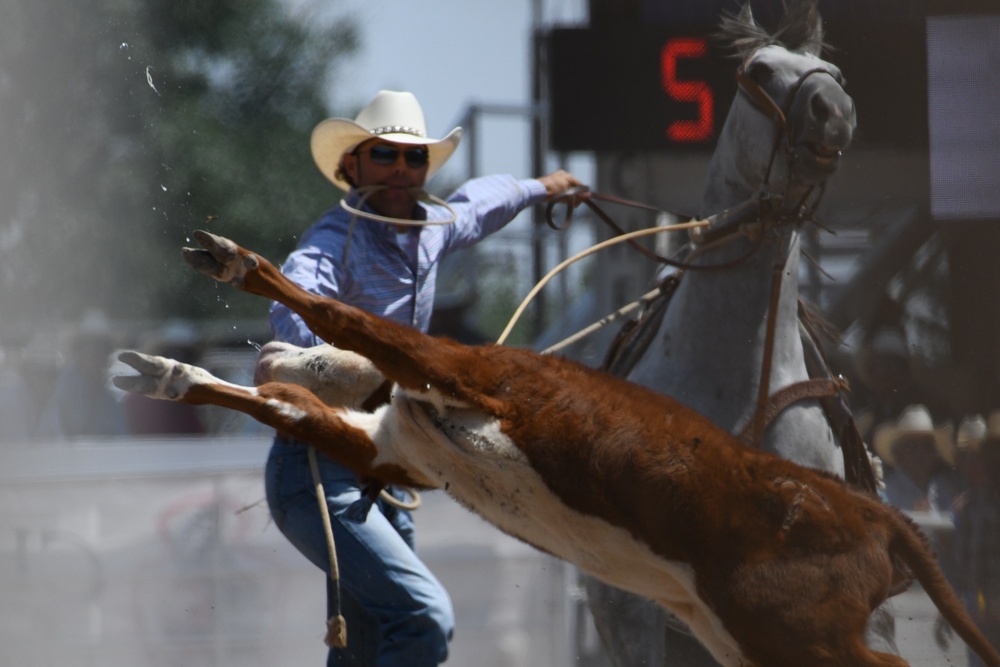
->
[256,341,387,411]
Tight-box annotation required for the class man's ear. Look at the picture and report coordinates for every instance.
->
[339,152,359,185]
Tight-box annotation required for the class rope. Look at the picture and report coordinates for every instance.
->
[379,485,422,511]
[339,186,458,226]
[495,219,709,346]
[340,186,458,265]
[541,286,663,356]
[306,451,419,652]
[308,446,348,649]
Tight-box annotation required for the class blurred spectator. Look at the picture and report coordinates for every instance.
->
[38,311,128,439]
[929,415,986,515]
[928,415,983,621]
[873,404,955,512]
[0,348,31,442]
[122,322,206,436]
[853,324,921,442]
[934,415,986,514]
[949,410,1000,667]
[0,340,60,442]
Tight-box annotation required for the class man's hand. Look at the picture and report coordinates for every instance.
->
[537,170,586,204]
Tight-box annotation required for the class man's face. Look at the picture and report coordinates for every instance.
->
[892,435,940,479]
[340,139,430,220]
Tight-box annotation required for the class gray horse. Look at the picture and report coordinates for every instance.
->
[584,2,898,665]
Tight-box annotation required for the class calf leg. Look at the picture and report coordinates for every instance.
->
[114,351,429,488]
[184,231,503,414]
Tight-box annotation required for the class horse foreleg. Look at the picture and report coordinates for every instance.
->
[113,351,429,488]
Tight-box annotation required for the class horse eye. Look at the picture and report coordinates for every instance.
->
[747,62,775,85]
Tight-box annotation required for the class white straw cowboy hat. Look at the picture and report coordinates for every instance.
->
[873,404,953,468]
[936,414,987,465]
[310,90,463,191]
[988,409,1000,440]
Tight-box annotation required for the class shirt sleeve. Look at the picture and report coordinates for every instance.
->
[435,174,548,252]
[268,245,344,347]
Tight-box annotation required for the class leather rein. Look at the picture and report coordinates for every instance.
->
[730,54,847,448]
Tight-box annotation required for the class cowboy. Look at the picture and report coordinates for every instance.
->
[873,404,954,512]
[262,89,582,666]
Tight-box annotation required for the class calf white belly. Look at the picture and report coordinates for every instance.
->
[388,394,744,667]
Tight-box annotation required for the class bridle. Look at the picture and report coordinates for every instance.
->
[682,50,845,253]
[725,52,856,450]
[734,49,843,201]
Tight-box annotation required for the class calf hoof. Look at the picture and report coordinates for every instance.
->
[182,230,259,287]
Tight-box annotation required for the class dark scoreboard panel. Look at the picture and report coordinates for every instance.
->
[548,0,1000,219]
[548,25,736,152]
[548,0,1000,154]
[547,16,927,153]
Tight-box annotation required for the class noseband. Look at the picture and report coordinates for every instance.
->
[687,55,846,253]
[736,51,844,195]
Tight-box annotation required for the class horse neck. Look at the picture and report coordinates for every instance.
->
[690,113,809,323]
[666,152,807,389]
[693,152,802,323]
[681,228,802,339]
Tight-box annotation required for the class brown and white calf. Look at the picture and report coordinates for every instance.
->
[115,231,1000,667]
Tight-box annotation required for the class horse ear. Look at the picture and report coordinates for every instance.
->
[731,1,760,58]
[739,2,757,30]
[802,5,824,56]
[777,0,825,56]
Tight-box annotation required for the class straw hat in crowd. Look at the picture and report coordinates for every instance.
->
[872,404,953,468]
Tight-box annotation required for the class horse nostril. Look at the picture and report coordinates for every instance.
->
[811,94,830,124]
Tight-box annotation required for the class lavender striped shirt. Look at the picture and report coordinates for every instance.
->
[269,174,548,347]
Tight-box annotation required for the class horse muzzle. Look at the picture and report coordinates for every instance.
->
[789,91,855,181]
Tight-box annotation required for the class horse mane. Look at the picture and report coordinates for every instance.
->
[717,0,827,57]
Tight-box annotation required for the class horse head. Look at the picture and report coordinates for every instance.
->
[630,0,859,454]
[702,0,856,215]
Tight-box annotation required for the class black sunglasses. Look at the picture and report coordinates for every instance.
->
[360,144,430,168]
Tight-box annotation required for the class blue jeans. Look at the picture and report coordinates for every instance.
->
[265,436,454,666]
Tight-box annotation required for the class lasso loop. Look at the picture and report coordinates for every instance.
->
[339,185,457,226]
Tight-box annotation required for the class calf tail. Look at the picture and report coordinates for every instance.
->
[889,507,1000,667]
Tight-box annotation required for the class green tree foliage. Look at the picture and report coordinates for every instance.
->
[0,0,357,338]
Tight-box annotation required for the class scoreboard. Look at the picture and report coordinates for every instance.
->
[546,0,1000,220]
[547,13,925,152]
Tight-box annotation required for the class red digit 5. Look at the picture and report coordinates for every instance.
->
[661,37,713,142]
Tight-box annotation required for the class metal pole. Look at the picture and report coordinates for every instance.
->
[530,25,547,339]
[466,103,478,178]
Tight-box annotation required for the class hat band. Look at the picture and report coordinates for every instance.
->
[369,125,425,138]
